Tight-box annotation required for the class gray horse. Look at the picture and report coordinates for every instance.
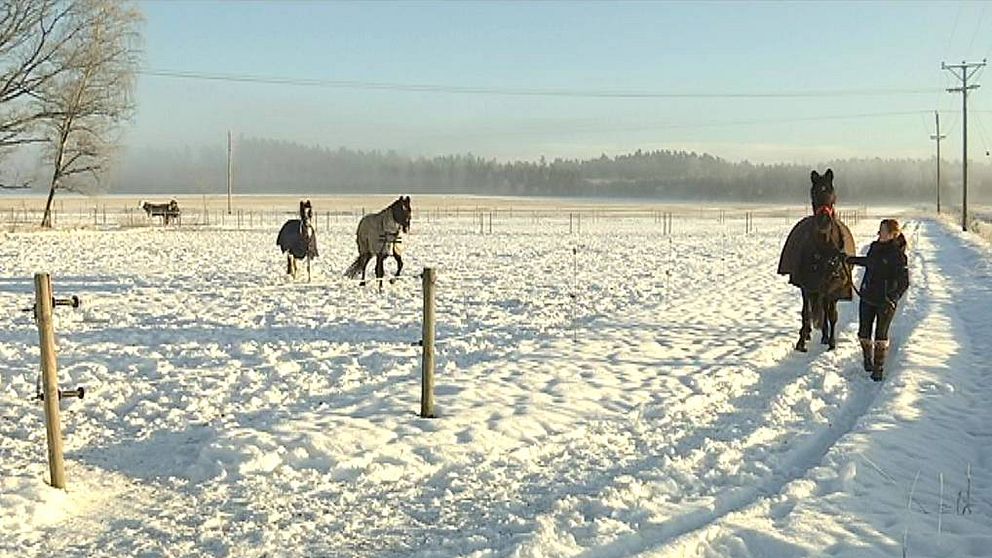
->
[344,196,412,287]
[277,200,319,281]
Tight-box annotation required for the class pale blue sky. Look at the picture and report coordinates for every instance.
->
[130,0,992,163]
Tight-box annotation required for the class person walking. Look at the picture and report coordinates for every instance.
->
[847,219,910,381]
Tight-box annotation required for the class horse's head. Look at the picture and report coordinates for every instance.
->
[390,196,412,233]
[810,169,836,212]
[299,200,314,223]
[297,200,315,244]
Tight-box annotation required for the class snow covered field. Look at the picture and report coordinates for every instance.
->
[1,206,990,557]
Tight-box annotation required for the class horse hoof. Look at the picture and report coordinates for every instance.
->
[359,281,366,287]
[795,342,808,352]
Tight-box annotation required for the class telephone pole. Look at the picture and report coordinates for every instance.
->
[930,111,946,214]
[942,59,986,231]
[227,130,233,215]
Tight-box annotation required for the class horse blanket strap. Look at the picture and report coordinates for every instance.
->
[358,210,404,256]
[777,215,855,281]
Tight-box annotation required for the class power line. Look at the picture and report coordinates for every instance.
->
[139,68,942,99]
[433,110,935,139]
[945,2,963,59]
[967,4,988,55]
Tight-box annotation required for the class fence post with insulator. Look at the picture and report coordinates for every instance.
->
[31,275,83,489]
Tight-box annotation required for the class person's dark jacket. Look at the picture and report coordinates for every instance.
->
[847,235,909,309]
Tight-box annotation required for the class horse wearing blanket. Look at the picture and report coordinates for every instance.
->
[344,196,412,287]
[277,200,319,281]
[140,200,181,225]
[778,169,855,351]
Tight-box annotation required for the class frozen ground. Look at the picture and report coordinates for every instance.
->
[1,207,990,557]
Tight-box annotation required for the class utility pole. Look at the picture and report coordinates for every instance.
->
[930,111,946,214]
[227,130,233,215]
[942,59,986,231]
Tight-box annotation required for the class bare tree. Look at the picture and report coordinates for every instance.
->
[0,0,82,188]
[38,0,141,227]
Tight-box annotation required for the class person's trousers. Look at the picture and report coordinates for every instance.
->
[858,299,894,340]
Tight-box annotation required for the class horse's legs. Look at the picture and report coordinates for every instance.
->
[796,290,810,352]
[359,253,371,286]
[826,299,839,350]
[375,255,385,292]
[306,256,311,283]
[390,254,404,284]
[819,294,830,345]
[286,254,293,276]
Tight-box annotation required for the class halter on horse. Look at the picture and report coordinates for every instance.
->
[276,200,319,281]
[344,196,412,289]
[810,168,837,214]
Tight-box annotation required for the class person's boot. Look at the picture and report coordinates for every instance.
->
[859,338,873,372]
[872,340,889,382]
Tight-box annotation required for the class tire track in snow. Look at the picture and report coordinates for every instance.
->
[579,218,933,558]
[288,224,869,555]
[0,216,842,557]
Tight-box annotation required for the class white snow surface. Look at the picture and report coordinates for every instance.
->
[1,210,990,557]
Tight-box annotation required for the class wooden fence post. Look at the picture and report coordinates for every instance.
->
[34,273,65,489]
[421,267,436,418]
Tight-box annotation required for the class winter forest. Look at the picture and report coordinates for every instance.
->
[116,139,992,203]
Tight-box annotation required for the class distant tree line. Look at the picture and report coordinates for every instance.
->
[114,137,992,204]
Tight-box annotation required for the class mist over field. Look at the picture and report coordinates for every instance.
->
[106,138,992,204]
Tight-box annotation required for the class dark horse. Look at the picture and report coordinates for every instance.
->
[778,169,855,351]
[140,199,181,225]
[344,196,412,287]
[276,200,319,281]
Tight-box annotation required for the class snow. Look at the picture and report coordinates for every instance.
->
[1,206,990,557]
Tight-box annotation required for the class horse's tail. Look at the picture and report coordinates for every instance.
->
[344,255,365,279]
